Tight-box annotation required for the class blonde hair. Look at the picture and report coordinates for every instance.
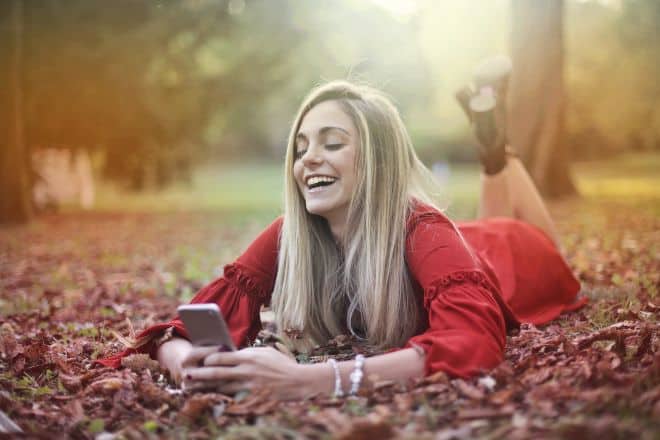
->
[271,80,441,352]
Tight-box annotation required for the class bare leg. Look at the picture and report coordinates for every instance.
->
[479,154,560,247]
[478,165,513,218]
[463,56,560,247]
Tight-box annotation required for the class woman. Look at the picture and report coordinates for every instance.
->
[99,76,586,401]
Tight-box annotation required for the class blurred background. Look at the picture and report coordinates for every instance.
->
[1,0,658,223]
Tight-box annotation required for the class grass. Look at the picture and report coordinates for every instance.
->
[573,152,660,214]
[90,161,483,219]
[82,151,659,219]
[92,162,285,215]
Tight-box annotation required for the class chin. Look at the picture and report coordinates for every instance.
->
[304,202,332,217]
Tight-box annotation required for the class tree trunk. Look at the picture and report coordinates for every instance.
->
[0,0,32,224]
[509,0,577,198]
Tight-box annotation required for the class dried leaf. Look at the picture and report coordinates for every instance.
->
[225,388,278,416]
[456,406,514,420]
[120,353,161,372]
[337,419,395,440]
[59,373,82,393]
[453,379,485,400]
[179,393,220,421]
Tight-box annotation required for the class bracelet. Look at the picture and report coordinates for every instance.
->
[349,354,365,396]
[327,358,344,398]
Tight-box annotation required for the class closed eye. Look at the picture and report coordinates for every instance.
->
[294,144,344,160]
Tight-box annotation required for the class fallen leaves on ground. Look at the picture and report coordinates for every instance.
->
[0,201,658,438]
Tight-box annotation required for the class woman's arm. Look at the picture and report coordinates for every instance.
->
[97,218,282,370]
[183,345,425,399]
[300,347,426,396]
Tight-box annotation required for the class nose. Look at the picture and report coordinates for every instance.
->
[301,144,323,166]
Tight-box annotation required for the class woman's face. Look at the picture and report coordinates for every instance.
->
[293,100,358,226]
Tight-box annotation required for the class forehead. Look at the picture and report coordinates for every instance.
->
[297,100,356,137]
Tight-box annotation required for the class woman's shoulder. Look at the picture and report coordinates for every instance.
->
[268,215,285,234]
[233,215,283,272]
[404,200,493,287]
[406,200,455,233]
[405,200,477,264]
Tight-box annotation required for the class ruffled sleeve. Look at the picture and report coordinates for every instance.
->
[402,206,518,378]
[97,217,283,369]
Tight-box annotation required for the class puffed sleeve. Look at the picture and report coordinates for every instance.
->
[403,210,515,378]
[97,216,282,368]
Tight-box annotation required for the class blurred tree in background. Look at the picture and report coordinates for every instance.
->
[510,0,576,197]
[20,0,433,191]
[25,0,284,190]
[1,0,658,223]
[0,0,31,224]
[566,0,660,157]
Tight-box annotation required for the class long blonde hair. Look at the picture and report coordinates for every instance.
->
[271,80,440,352]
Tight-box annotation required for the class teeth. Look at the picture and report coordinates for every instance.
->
[306,176,336,187]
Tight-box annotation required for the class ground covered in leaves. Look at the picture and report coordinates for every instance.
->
[1,197,658,439]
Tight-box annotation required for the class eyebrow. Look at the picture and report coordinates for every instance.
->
[295,126,350,142]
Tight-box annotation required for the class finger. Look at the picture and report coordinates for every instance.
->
[185,366,244,382]
[181,345,222,368]
[182,379,250,395]
[203,351,246,367]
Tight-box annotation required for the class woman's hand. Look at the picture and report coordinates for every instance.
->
[156,337,193,385]
[181,346,326,400]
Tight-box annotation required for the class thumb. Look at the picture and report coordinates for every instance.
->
[181,345,219,368]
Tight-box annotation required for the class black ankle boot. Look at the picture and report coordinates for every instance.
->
[455,55,512,175]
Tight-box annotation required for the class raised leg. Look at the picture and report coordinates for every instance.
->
[478,155,560,247]
[459,56,562,248]
[478,162,512,218]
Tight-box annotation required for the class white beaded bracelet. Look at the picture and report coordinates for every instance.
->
[327,358,344,398]
[349,354,365,396]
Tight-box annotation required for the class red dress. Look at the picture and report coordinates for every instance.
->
[98,203,586,378]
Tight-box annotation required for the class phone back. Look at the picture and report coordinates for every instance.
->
[177,304,236,350]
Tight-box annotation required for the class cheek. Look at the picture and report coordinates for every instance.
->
[343,152,358,189]
[292,162,304,187]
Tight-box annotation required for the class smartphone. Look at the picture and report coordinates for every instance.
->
[177,303,236,350]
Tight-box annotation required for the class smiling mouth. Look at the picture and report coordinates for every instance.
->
[306,176,337,193]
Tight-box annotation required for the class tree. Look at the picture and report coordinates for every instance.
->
[0,0,32,224]
[4,0,433,203]
[617,0,660,152]
[509,0,576,198]
[21,0,302,190]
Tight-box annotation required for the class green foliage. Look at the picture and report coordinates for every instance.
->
[11,374,54,399]
[99,306,116,318]
[343,398,368,416]
[143,420,159,433]
[87,418,105,434]
[22,0,437,190]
